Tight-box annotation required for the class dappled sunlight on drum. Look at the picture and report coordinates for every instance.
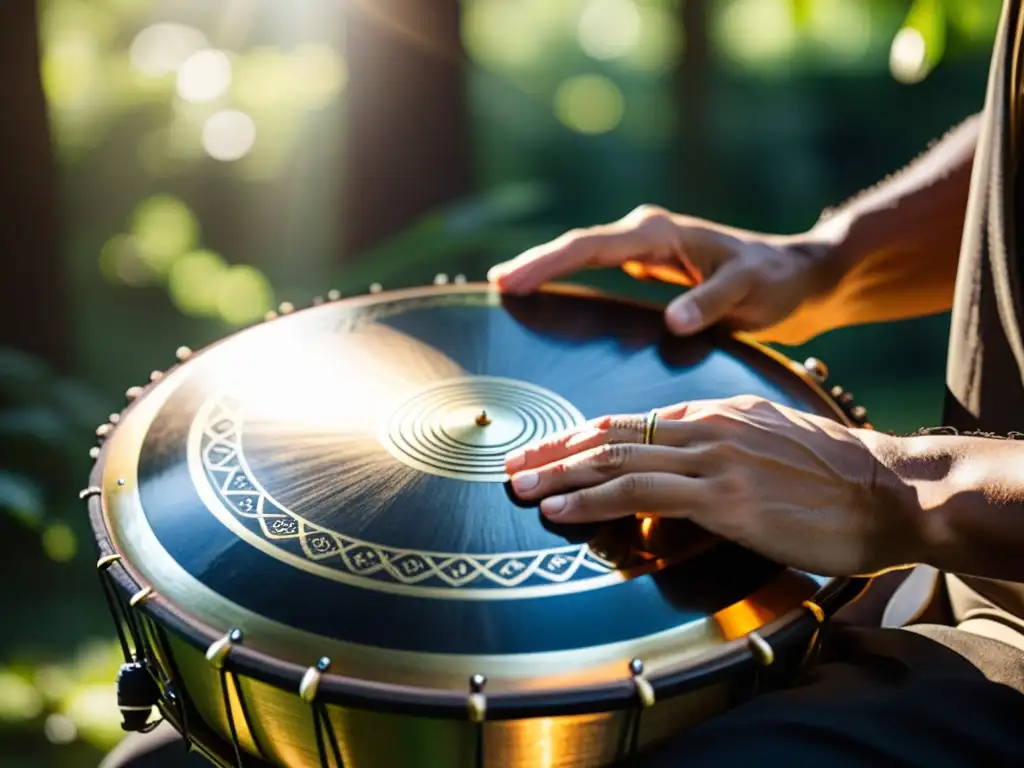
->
[89,283,864,768]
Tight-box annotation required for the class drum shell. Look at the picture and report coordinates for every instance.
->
[166,627,733,767]
[86,284,870,767]
[100,541,844,768]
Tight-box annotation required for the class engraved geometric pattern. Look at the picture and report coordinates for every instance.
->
[198,393,616,591]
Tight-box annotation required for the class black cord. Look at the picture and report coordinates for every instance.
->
[218,669,244,768]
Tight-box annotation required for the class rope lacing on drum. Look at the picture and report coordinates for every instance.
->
[95,552,167,735]
[206,629,269,768]
[300,657,344,768]
[467,674,487,768]
[96,553,132,662]
[620,658,655,758]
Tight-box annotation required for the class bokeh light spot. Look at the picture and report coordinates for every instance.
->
[44,713,78,745]
[129,23,208,78]
[34,666,74,703]
[462,0,550,69]
[578,0,642,61]
[176,49,232,103]
[290,44,348,109]
[64,684,123,745]
[621,4,683,71]
[202,110,257,161]
[805,0,872,62]
[168,250,228,316]
[232,47,291,110]
[216,265,275,325]
[948,2,1000,43]
[99,234,157,286]
[890,28,927,83]
[131,195,199,272]
[554,75,625,135]
[715,0,797,67]
[0,671,43,722]
[42,523,77,562]
[40,30,100,110]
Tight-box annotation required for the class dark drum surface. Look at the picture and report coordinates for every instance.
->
[121,285,839,660]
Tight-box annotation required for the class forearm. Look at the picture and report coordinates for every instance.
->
[866,431,1024,583]
[803,114,980,333]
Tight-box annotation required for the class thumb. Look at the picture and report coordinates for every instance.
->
[664,261,752,335]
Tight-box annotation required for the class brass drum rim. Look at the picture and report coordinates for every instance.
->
[87,282,866,719]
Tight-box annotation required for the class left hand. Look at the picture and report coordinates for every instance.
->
[505,395,919,577]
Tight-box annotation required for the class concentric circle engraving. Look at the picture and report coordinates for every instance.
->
[380,377,585,481]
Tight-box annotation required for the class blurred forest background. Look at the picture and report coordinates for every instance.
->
[0,0,1003,765]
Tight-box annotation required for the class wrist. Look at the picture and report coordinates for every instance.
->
[797,210,859,296]
[854,430,951,572]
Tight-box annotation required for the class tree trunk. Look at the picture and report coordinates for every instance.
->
[0,0,67,369]
[675,0,715,216]
[339,0,473,259]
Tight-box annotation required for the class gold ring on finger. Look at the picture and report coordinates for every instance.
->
[642,409,659,445]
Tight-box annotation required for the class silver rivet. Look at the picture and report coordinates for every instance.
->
[433,273,449,285]
[264,311,278,321]
[279,302,294,315]
[467,674,487,722]
[629,658,655,708]
[175,346,193,362]
[299,666,323,703]
[205,631,237,669]
[149,371,163,382]
[125,386,143,401]
[369,283,382,294]
[747,631,775,666]
[327,290,341,301]
[117,478,125,486]
[108,413,121,424]
[312,296,324,306]
[802,357,828,384]
[454,274,467,284]
[89,447,100,459]
[96,423,112,438]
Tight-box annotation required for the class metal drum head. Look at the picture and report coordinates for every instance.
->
[97,284,848,715]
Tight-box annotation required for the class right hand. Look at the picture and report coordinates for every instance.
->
[487,205,842,346]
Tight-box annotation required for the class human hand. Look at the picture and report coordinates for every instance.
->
[488,205,841,346]
[505,395,920,577]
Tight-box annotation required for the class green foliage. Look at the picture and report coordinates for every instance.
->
[905,0,947,73]
[0,472,45,531]
[0,347,107,467]
[330,181,557,292]
[0,347,122,764]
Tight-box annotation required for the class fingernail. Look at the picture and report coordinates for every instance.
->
[505,451,526,470]
[487,264,508,283]
[512,472,539,492]
[667,302,702,334]
[542,496,566,516]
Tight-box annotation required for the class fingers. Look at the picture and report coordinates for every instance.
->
[664,259,754,336]
[538,472,706,523]
[506,414,644,472]
[487,205,677,294]
[505,410,710,473]
[510,443,709,503]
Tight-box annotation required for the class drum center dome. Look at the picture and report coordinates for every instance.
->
[379,376,585,482]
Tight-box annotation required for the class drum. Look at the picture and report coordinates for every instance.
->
[84,282,869,768]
